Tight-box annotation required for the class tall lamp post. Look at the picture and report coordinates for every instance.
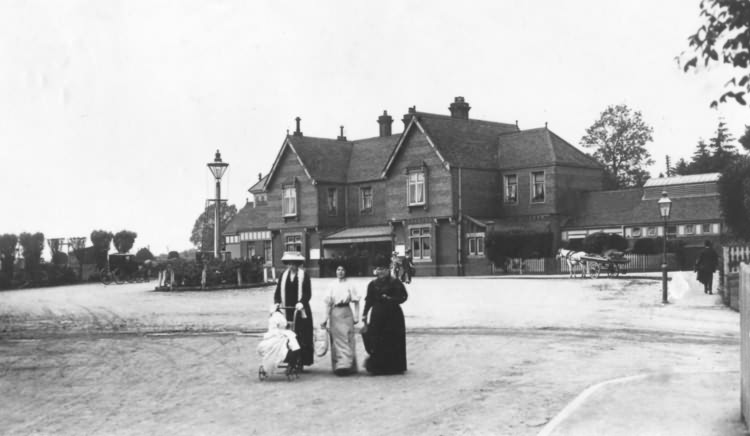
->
[658,190,672,304]
[207,150,229,259]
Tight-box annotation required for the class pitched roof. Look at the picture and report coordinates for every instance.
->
[644,173,721,187]
[347,135,400,183]
[286,135,353,184]
[415,113,519,169]
[248,174,268,193]
[222,202,272,235]
[497,128,602,170]
[565,188,720,229]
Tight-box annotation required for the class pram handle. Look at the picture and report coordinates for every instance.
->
[279,305,307,319]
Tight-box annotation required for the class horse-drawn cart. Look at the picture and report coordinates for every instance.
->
[579,255,629,278]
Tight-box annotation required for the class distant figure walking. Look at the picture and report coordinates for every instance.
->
[362,254,408,375]
[400,249,414,284]
[695,240,719,294]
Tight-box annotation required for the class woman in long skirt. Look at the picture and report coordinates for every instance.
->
[320,265,361,375]
[273,252,314,367]
[362,254,408,375]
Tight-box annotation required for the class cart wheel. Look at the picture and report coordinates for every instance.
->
[258,366,267,381]
[112,268,124,285]
[100,269,112,285]
[590,263,601,278]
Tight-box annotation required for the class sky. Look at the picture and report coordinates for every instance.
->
[1,0,748,257]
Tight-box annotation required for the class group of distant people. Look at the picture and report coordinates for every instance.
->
[390,249,414,284]
[258,251,409,377]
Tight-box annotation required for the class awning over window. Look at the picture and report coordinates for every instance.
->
[322,226,393,245]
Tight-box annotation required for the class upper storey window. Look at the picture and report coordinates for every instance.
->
[360,187,373,215]
[408,171,426,206]
[282,185,297,217]
[531,171,545,203]
[504,174,518,204]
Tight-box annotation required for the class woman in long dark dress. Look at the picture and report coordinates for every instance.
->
[362,254,408,375]
[273,252,314,367]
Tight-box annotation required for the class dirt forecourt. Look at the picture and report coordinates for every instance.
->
[0,275,741,436]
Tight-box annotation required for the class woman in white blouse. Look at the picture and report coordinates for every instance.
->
[320,265,361,375]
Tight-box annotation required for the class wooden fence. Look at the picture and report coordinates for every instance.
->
[499,253,672,275]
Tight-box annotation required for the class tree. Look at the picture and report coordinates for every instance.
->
[90,230,113,269]
[674,120,741,175]
[582,232,628,254]
[113,230,138,254]
[134,247,155,263]
[580,104,655,189]
[190,202,238,252]
[18,232,45,281]
[718,156,750,240]
[0,234,18,284]
[739,125,750,151]
[681,0,750,107]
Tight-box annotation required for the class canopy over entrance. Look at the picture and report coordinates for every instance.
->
[322,226,393,245]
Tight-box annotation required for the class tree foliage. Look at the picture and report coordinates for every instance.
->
[718,156,750,240]
[135,247,155,263]
[674,119,741,175]
[581,232,628,254]
[18,232,45,281]
[739,125,750,151]
[190,202,238,252]
[0,234,18,283]
[681,0,750,107]
[580,104,655,189]
[484,231,554,266]
[90,230,113,269]
[113,230,138,254]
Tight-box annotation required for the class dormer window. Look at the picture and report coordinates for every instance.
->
[282,184,297,217]
[408,171,426,206]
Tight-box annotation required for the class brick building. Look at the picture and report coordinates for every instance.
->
[223,97,612,276]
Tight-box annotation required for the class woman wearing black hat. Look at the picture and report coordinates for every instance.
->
[361,253,408,375]
[695,240,719,294]
[274,252,314,367]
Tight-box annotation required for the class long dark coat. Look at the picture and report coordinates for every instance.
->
[695,246,719,287]
[274,269,314,366]
[362,275,408,375]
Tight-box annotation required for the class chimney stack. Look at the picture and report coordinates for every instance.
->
[258,173,262,181]
[337,125,347,141]
[449,96,471,119]
[402,106,417,127]
[294,117,303,136]
[377,110,393,137]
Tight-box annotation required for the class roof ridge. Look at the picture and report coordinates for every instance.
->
[546,129,601,168]
[413,111,517,129]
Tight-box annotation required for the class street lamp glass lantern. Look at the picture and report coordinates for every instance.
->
[207,149,229,180]
[658,191,672,218]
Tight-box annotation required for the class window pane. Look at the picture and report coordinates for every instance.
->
[702,223,711,233]
[469,238,476,254]
[422,237,431,258]
[412,238,421,258]
[478,237,484,254]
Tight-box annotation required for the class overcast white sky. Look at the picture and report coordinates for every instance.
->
[1,0,748,256]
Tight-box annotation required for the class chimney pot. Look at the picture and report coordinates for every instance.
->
[337,125,347,141]
[258,173,262,181]
[294,117,303,136]
[402,106,417,127]
[378,110,394,137]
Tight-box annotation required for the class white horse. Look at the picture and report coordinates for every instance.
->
[556,248,589,278]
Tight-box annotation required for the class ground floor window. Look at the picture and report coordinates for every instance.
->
[409,226,431,260]
[285,234,302,253]
[264,240,272,264]
[467,233,485,256]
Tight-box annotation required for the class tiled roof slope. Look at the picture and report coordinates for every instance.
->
[286,135,353,184]
[348,135,400,183]
[415,113,519,169]
[223,203,271,235]
[249,174,268,193]
[645,173,720,187]
[497,128,601,170]
[566,188,720,228]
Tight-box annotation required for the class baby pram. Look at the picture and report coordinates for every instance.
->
[257,306,304,381]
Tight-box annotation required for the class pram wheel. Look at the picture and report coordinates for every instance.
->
[285,362,300,381]
[258,366,267,381]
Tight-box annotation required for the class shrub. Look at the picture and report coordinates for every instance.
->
[632,238,658,254]
[485,231,554,266]
[582,232,628,254]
